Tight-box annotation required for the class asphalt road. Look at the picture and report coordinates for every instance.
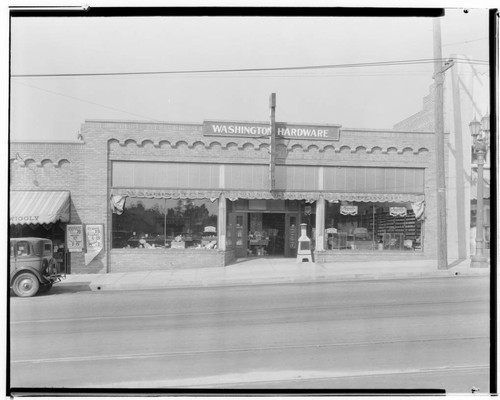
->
[9,276,490,393]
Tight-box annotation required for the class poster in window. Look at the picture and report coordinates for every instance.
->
[84,224,104,265]
[66,224,84,252]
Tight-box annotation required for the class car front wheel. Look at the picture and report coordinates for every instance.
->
[12,272,40,297]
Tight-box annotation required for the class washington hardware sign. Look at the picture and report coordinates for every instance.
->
[203,121,341,141]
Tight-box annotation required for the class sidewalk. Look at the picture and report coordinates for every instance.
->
[58,258,490,292]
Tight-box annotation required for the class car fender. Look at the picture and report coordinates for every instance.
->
[10,267,45,287]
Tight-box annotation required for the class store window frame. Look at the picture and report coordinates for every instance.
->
[324,201,423,252]
[111,197,219,250]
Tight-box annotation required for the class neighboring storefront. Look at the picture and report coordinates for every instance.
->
[10,117,443,274]
[470,168,491,256]
[9,183,73,272]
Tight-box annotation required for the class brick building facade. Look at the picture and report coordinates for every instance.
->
[10,118,448,274]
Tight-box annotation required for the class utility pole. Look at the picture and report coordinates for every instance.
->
[433,18,449,270]
[269,93,276,191]
[450,53,467,260]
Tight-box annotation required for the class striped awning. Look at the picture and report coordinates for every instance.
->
[10,191,70,225]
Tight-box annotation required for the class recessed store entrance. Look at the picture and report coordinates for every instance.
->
[246,213,285,256]
[228,199,300,259]
[233,212,298,258]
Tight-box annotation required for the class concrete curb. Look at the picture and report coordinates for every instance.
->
[57,268,489,292]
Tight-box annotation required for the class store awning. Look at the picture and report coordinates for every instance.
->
[10,191,70,225]
[111,188,425,203]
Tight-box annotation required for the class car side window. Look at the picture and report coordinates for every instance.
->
[16,242,30,256]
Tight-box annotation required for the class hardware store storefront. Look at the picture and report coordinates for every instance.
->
[10,118,438,274]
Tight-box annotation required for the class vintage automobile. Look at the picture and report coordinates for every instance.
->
[10,237,65,297]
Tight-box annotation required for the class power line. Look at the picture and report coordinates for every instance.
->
[11,57,488,78]
[12,81,160,121]
[443,37,488,47]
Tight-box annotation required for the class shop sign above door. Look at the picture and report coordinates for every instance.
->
[203,121,341,141]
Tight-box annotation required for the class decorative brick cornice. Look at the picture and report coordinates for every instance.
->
[108,136,431,158]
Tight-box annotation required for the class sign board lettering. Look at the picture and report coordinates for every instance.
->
[10,216,40,223]
[203,121,341,141]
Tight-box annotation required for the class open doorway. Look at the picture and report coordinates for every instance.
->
[262,213,285,255]
[230,200,300,258]
[244,212,292,257]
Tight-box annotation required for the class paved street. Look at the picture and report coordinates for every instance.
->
[10,276,490,393]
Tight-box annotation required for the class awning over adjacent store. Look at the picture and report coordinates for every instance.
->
[10,191,70,225]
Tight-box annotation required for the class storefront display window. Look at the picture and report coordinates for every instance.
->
[112,198,218,249]
[324,201,422,251]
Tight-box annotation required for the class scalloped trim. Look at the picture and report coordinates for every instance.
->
[107,136,429,155]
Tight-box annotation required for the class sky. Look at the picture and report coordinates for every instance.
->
[9,6,490,142]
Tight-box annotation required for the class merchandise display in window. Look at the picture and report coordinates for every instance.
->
[112,198,218,249]
[324,201,422,251]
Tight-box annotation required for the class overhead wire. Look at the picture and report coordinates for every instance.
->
[11,56,489,121]
[442,37,488,47]
[11,57,488,79]
[12,81,161,121]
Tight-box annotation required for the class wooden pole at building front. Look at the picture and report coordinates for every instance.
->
[269,93,276,191]
[218,193,226,252]
[433,18,449,269]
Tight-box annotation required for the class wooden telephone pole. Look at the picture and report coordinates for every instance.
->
[269,93,276,191]
[433,18,449,270]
